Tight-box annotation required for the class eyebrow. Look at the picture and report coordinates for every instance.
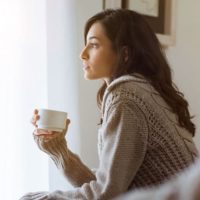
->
[88,36,100,41]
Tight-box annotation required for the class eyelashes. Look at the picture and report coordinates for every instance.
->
[90,43,99,48]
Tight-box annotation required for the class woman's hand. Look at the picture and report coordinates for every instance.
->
[31,109,70,156]
[31,109,70,137]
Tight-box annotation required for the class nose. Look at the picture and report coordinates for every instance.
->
[79,46,88,60]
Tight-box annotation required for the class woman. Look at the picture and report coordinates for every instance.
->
[20,9,198,200]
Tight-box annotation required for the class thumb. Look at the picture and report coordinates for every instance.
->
[63,118,71,136]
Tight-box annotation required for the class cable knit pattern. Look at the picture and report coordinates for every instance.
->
[101,74,198,189]
[20,74,198,200]
[114,158,200,200]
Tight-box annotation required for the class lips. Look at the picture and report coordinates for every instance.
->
[82,63,90,70]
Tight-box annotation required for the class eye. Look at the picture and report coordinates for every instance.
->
[90,43,99,48]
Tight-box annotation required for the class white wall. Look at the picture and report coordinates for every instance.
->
[166,0,200,150]
[46,0,81,191]
[76,0,102,170]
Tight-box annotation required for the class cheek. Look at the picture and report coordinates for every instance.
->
[99,50,117,65]
[90,49,117,75]
[104,52,118,69]
[90,52,106,68]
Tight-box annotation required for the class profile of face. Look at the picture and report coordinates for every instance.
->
[80,22,118,84]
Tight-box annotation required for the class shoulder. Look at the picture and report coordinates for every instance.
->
[107,74,149,92]
[101,74,157,113]
[107,74,156,98]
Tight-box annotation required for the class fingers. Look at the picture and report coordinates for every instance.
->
[34,129,49,135]
[31,115,40,127]
[63,118,70,135]
[33,129,61,141]
[34,129,57,136]
[34,109,38,114]
[31,109,40,127]
[66,118,71,126]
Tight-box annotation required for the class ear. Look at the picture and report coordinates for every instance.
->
[122,46,129,62]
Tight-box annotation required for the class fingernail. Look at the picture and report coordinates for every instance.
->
[33,129,38,135]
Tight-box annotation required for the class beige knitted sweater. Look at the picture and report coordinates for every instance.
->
[114,158,200,200]
[20,75,198,200]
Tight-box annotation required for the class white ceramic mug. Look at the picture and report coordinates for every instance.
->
[37,109,68,132]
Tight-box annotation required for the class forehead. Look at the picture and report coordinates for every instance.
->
[86,22,107,41]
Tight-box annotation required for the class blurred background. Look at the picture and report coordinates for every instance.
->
[0,0,199,199]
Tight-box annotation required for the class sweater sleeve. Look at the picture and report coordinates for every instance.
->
[34,133,96,187]
[46,99,149,200]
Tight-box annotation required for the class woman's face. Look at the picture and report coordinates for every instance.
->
[80,22,118,84]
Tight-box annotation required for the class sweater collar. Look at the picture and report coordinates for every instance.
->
[101,74,147,114]
[106,73,147,92]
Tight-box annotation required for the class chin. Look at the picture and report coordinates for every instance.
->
[84,73,99,80]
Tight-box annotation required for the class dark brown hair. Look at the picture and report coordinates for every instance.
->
[84,9,195,136]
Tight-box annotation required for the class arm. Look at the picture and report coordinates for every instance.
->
[49,99,148,199]
[21,99,148,199]
[34,132,96,187]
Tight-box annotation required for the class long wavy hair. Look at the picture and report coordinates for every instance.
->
[84,9,195,136]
